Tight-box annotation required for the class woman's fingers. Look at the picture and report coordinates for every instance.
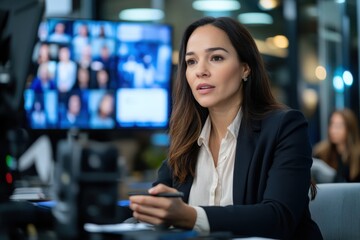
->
[130,197,175,216]
[129,185,185,226]
[131,200,171,225]
[148,183,177,194]
[130,195,169,209]
[130,195,196,229]
[130,196,183,223]
[132,210,165,225]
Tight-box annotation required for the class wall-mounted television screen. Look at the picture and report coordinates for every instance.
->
[24,18,173,130]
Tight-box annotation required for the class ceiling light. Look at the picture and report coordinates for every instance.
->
[254,39,288,57]
[258,0,279,10]
[238,12,273,25]
[272,35,289,48]
[315,66,327,81]
[333,75,344,92]
[193,0,241,12]
[119,8,164,21]
[343,70,353,86]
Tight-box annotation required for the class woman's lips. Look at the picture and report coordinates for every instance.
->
[196,83,215,94]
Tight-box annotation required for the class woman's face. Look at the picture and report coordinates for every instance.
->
[328,113,347,145]
[185,24,249,111]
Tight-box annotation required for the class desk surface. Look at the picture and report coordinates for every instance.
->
[0,201,275,240]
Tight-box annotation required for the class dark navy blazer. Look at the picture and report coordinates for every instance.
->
[153,109,323,239]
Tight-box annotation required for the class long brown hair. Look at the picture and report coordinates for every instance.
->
[168,17,284,183]
[313,108,360,181]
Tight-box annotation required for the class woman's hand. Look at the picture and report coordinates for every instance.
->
[129,184,197,229]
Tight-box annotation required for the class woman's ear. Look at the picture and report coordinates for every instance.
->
[243,63,251,78]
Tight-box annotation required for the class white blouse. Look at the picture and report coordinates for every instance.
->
[189,109,242,233]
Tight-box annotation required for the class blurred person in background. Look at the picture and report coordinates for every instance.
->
[95,69,111,89]
[56,46,77,92]
[60,93,87,128]
[36,43,50,65]
[90,93,115,128]
[72,23,90,62]
[313,108,360,182]
[30,63,56,92]
[48,22,71,44]
[31,99,46,128]
[77,44,93,69]
[73,67,91,90]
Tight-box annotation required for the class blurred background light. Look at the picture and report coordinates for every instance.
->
[302,88,319,116]
[45,0,72,16]
[333,76,344,92]
[343,70,353,86]
[238,12,273,25]
[258,0,279,10]
[272,35,289,48]
[335,0,345,4]
[119,8,164,21]
[151,133,170,147]
[315,66,327,80]
[192,0,241,12]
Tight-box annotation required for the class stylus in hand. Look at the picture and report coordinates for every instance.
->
[128,191,184,198]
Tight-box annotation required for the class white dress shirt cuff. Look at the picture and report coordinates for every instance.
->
[192,206,210,233]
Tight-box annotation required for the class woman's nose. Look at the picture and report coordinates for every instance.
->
[195,62,210,78]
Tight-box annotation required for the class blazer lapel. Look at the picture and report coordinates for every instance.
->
[174,177,193,203]
[233,120,261,204]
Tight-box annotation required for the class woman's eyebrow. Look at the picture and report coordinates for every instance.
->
[186,47,229,56]
[205,47,229,53]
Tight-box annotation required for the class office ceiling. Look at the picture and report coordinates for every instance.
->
[97,0,294,51]
[69,0,358,60]
[94,0,358,69]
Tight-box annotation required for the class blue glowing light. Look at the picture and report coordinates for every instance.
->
[333,76,344,92]
[343,70,353,86]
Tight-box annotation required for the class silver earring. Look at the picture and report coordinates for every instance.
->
[243,76,248,82]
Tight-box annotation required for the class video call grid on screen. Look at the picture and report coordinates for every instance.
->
[24,18,173,130]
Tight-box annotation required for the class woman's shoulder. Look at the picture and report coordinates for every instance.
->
[253,108,309,140]
[264,108,306,123]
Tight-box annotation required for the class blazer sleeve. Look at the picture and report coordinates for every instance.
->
[202,110,314,239]
[152,160,173,187]
[152,160,193,203]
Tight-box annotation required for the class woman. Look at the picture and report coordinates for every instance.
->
[313,108,360,182]
[129,17,322,239]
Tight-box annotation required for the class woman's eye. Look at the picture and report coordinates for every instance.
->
[186,59,196,65]
[211,55,223,61]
